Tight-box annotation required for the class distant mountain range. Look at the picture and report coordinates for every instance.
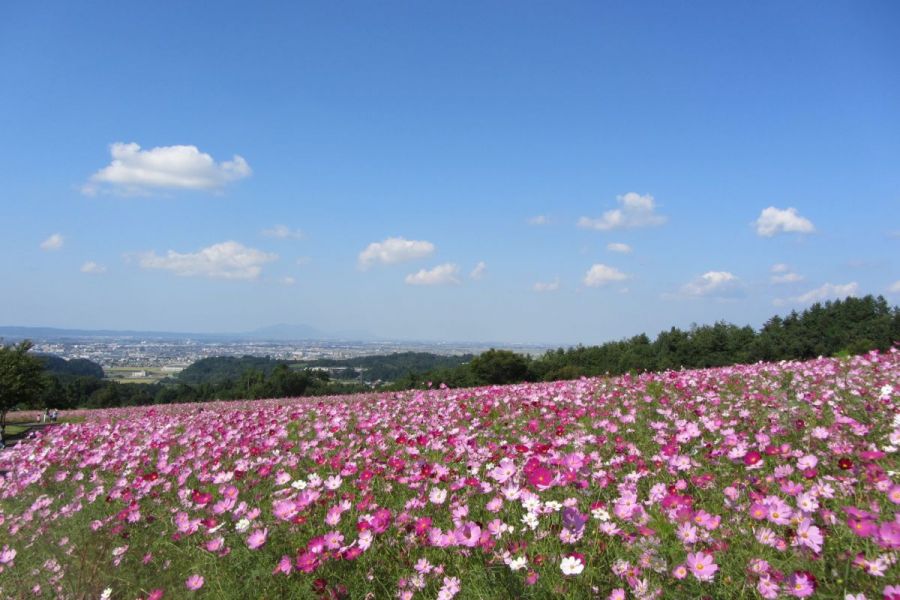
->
[0,324,375,342]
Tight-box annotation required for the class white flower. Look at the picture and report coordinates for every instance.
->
[592,507,611,521]
[521,512,539,530]
[235,518,250,532]
[879,384,893,400]
[560,555,585,575]
[521,496,541,512]
[429,487,447,504]
[291,479,307,490]
[507,556,528,571]
[100,588,112,600]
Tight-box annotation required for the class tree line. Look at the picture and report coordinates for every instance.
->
[1,294,898,421]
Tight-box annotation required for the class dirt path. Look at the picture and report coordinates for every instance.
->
[1,422,56,450]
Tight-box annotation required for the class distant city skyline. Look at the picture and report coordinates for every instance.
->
[1,2,898,344]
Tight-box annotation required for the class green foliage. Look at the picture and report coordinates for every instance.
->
[469,349,534,385]
[37,354,105,379]
[16,294,900,409]
[0,340,46,430]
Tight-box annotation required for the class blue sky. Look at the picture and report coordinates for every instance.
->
[1,1,898,344]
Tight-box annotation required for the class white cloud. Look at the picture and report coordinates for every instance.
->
[679,271,742,298]
[583,264,628,287]
[296,256,312,266]
[280,276,296,286]
[889,280,900,294]
[528,215,550,226]
[138,241,277,280]
[533,279,560,293]
[578,192,667,231]
[404,263,460,286]
[358,237,435,269]
[754,207,815,237]
[772,272,804,284]
[83,142,251,195]
[606,242,632,254]
[262,225,304,240]
[776,282,859,305]
[40,233,64,251]
[470,261,487,280]
[769,263,803,284]
[80,261,107,274]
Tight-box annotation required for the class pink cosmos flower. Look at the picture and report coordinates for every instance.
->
[272,555,292,575]
[295,551,319,573]
[455,522,482,547]
[0,546,15,565]
[185,575,204,591]
[272,499,297,521]
[749,502,768,520]
[685,551,718,582]
[847,516,877,538]
[888,484,900,505]
[246,528,268,550]
[204,537,224,552]
[786,571,816,597]
[794,519,823,553]
[876,521,900,549]
[883,584,900,600]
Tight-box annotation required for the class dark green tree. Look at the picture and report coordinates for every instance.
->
[469,349,534,385]
[0,340,46,434]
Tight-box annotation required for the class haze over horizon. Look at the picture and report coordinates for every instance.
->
[1,2,898,345]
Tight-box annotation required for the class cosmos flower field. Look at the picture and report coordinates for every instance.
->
[1,352,898,599]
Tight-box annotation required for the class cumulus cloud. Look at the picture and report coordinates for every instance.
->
[83,142,251,195]
[578,193,667,231]
[80,261,107,274]
[262,225,304,240]
[771,272,803,284]
[776,282,859,305]
[754,207,815,237]
[404,263,460,286]
[138,241,277,280]
[606,242,632,254]
[40,233,64,251]
[358,237,435,269]
[770,263,803,284]
[583,264,628,287]
[533,279,560,292]
[470,261,487,280]
[678,271,742,298]
[528,215,550,226]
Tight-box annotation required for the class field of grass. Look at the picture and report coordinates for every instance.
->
[104,366,172,384]
[0,351,897,599]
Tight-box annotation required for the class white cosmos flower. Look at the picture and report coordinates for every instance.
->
[235,518,250,532]
[560,555,585,575]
